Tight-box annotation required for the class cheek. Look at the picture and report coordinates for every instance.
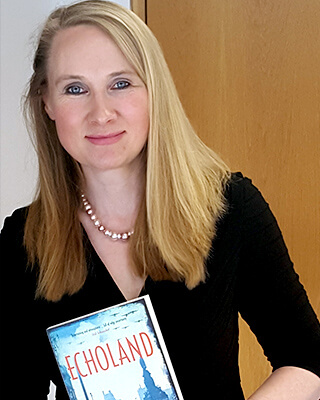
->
[128,94,149,137]
[53,106,83,145]
[140,104,150,142]
[135,108,149,139]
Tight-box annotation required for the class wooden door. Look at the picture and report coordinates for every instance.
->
[132,0,320,396]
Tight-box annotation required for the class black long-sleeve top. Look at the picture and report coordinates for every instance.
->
[1,173,320,399]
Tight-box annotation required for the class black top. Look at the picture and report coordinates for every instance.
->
[1,173,320,399]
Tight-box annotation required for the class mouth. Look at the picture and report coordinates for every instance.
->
[85,131,125,145]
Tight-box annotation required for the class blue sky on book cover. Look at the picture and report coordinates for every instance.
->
[47,297,180,400]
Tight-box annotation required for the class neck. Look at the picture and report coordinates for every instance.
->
[81,162,145,229]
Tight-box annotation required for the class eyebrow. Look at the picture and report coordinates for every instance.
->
[55,70,136,85]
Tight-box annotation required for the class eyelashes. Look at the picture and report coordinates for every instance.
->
[113,80,130,90]
[64,80,131,96]
[65,85,87,95]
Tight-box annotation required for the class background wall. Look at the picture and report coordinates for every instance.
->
[0,0,130,229]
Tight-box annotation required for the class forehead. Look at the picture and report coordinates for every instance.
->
[47,24,133,77]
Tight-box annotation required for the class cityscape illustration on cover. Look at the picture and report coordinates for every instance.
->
[47,296,183,400]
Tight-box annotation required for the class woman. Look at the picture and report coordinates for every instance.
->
[1,1,319,398]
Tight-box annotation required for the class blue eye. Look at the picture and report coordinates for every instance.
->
[113,81,130,90]
[65,85,86,95]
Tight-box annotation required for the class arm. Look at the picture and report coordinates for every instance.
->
[248,366,320,400]
[0,209,51,398]
[231,175,320,395]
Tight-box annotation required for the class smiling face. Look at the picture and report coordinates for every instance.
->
[43,24,149,175]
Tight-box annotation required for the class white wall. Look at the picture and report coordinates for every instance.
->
[0,0,130,229]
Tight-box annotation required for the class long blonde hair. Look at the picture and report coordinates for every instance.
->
[24,0,230,301]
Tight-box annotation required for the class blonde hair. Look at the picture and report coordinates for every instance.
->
[24,0,230,301]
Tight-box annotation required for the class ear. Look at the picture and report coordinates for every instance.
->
[42,92,56,121]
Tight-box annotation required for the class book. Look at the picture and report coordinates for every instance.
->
[47,295,184,400]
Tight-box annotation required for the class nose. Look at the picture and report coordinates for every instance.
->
[88,93,116,125]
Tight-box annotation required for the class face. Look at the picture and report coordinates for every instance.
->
[43,25,149,175]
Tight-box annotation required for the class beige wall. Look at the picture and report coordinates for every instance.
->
[133,0,320,396]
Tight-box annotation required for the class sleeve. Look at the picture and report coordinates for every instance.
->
[234,176,320,377]
[0,209,51,398]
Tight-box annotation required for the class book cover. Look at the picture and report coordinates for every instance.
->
[47,295,184,400]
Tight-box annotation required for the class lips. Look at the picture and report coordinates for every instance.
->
[85,131,125,145]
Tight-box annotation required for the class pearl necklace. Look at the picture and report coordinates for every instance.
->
[81,193,134,241]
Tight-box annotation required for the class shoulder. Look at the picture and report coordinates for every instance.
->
[225,172,263,202]
[1,206,29,228]
[224,172,271,219]
[215,172,280,247]
[0,206,34,291]
[1,206,29,245]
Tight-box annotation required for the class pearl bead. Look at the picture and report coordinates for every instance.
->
[81,192,133,241]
